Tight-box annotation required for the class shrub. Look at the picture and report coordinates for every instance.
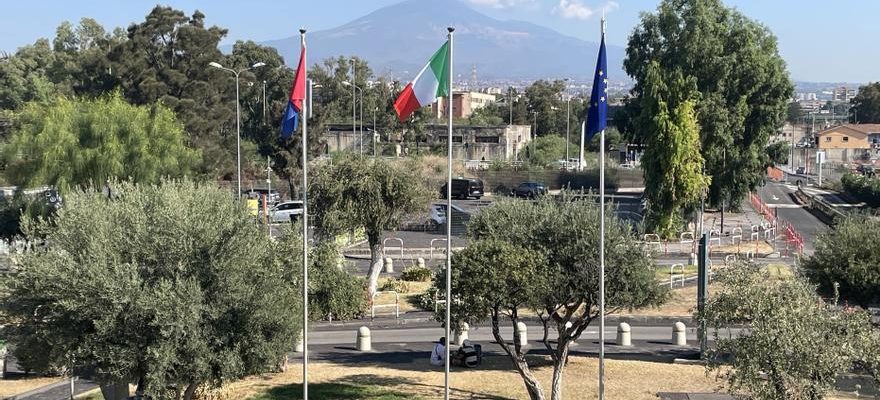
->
[309,243,368,320]
[379,278,410,294]
[400,265,433,282]
[841,173,880,207]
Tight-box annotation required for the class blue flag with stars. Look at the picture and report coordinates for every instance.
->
[586,31,608,141]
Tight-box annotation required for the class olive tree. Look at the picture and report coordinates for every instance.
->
[437,196,667,400]
[0,180,300,399]
[802,214,880,307]
[698,263,877,400]
[309,154,432,297]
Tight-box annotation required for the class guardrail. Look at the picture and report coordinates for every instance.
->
[796,187,845,223]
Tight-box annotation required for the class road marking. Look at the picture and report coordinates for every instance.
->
[766,204,804,209]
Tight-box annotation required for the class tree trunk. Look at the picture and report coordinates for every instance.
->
[366,232,383,298]
[550,341,570,400]
[182,382,199,400]
[492,312,545,400]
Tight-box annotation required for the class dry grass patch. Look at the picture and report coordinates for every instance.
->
[0,375,63,398]
[228,356,724,400]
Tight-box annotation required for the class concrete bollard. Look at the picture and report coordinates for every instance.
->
[455,322,470,346]
[357,326,372,351]
[516,322,528,346]
[616,322,632,346]
[384,257,394,273]
[294,329,304,353]
[417,257,426,268]
[672,321,687,346]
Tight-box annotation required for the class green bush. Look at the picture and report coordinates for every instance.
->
[802,214,880,307]
[379,278,410,294]
[309,243,368,320]
[841,173,880,208]
[400,265,433,282]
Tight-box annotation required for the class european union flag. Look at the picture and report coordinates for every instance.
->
[586,32,608,141]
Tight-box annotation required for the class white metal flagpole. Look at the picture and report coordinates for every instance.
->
[299,28,310,400]
[598,16,607,400]
[444,26,455,400]
[579,121,585,171]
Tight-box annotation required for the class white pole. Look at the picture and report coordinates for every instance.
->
[566,98,571,165]
[579,121,585,171]
[235,71,242,198]
[300,29,310,400]
[445,26,455,400]
[598,16,607,400]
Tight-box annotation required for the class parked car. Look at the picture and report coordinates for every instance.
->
[795,166,806,175]
[440,178,484,200]
[269,201,303,223]
[512,182,547,199]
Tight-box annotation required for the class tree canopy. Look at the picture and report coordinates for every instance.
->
[440,196,667,400]
[0,180,300,398]
[699,263,878,400]
[308,154,431,296]
[850,82,880,123]
[621,0,793,207]
[2,93,199,190]
[802,214,880,307]
[635,62,710,236]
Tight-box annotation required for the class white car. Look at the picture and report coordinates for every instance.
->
[269,201,303,223]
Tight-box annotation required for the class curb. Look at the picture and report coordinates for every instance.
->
[8,378,67,400]
[312,314,695,331]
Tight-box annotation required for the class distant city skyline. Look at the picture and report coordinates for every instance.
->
[1,0,877,83]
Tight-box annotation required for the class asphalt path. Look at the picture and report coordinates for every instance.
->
[756,181,828,254]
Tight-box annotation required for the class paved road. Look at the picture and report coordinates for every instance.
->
[756,181,828,254]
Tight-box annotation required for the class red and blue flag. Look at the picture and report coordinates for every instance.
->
[281,45,306,139]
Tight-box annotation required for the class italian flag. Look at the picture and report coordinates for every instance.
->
[393,41,450,122]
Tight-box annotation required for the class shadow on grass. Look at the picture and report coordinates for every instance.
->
[247,381,417,400]
[338,374,515,400]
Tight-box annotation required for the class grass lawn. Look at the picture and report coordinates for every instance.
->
[375,278,432,314]
[228,356,725,400]
[0,375,63,398]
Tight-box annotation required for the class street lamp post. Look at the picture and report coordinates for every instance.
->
[531,110,538,160]
[209,61,266,198]
[566,98,571,166]
[373,107,378,157]
[342,81,363,155]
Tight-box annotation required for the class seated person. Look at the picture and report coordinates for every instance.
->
[456,339,480,368]
[430,337,446,366]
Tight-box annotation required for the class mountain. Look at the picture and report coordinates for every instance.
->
[257,0,625,82]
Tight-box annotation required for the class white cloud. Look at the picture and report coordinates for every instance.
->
[466,0,537,9]
[554,0,618,20]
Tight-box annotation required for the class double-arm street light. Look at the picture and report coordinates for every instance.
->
[209,61,266,197]
[342,81,363,155]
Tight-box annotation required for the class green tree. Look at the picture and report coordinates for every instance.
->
[765,141,790,167]
[698,263,876,400]
[2,93,199,190]
[622,0,793,208]
[636,63,710,236]
[518,134,573,169]
[802,214,880,307]
[111,7,236,178]
[850,82,880,123]
[440,196,667,400]
[787,101,803,124]
[0,180,300,399]
[309,154,432,297]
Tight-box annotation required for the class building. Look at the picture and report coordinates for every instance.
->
[832,86,858,102]
[815,124,880,162]
[322,123,531,161]
[426,124,531,161]
[431,91,498,119]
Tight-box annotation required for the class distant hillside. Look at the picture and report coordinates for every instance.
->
[254,0,625,81]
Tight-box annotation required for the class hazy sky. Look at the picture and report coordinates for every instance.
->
[1,0,876,83]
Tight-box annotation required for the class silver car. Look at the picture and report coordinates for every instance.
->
[269,201,303,223]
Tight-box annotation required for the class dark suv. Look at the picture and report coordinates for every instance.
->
[440,178,484,200]
[512,181,547,199]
